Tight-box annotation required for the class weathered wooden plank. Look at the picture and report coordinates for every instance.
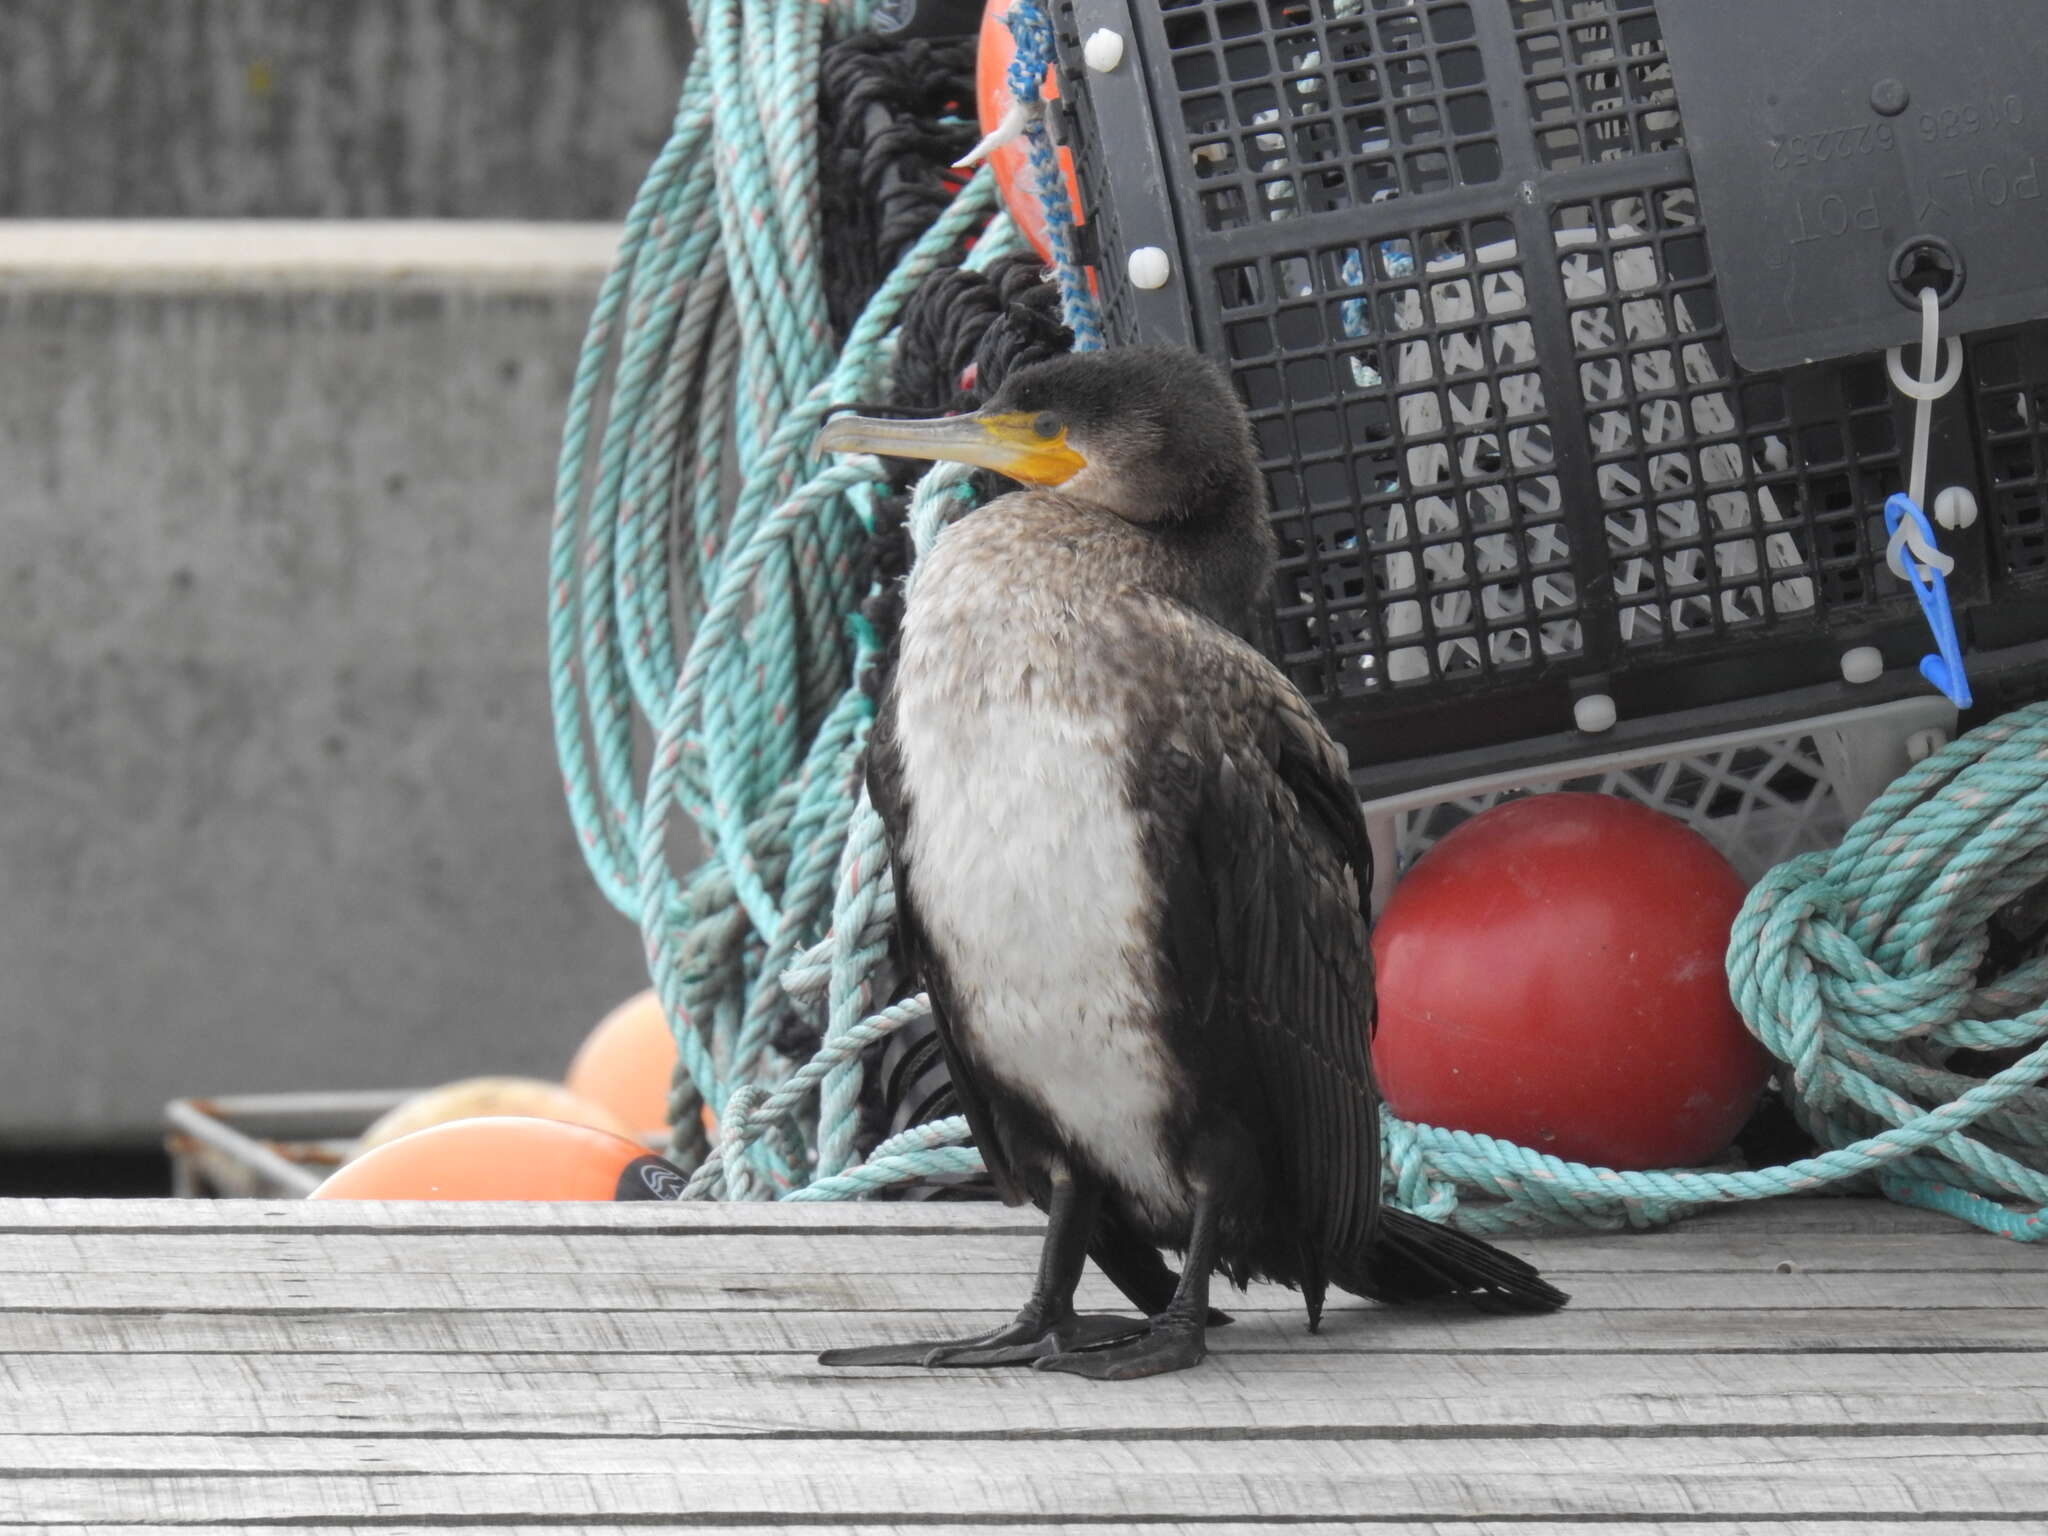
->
[1668,1199,1968,1237]
[0,1198,1041,1236]
[2,1228,2035,1278]
[2,1263,2039,1313]
[9,1195,2030,1530]
[0,1230,1062,1275]
[84,1531,2048,1536]
[0,1194,1963,1237]
[5,1303,2037,1357]
[8,1436,2046,1520]
[5,1349,2040,1438]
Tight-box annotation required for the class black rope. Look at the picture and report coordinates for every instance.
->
[889,253,1074,421]
[817,32,979,340]
[852,251,1074,695]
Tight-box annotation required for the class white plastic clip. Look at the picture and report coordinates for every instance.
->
[1083,28,1126,72]
[1933,484,1980,531]
[1127,246,1172,289]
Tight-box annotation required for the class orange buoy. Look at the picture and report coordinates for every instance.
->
[977,2,1084,265]
[565,990,680,1137]
[311,1116,687,1202]
[353,1076,633,1155]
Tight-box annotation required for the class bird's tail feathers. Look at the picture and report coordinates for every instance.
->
[1338,1207,1568,1314]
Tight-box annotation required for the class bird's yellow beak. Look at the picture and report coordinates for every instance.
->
[814,409,1086,486]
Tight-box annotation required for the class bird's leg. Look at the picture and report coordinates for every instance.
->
[1036,1160,1228,1380]
[816,1165,1146,1368]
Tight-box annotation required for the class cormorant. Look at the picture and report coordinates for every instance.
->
[813,346,1566,1379]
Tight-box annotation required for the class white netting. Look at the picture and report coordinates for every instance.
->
[1362,695,1959,899]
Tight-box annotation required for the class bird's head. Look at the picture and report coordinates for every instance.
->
[816,346,1273,616]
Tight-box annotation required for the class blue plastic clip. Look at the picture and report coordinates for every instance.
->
[1882,492,1972,708]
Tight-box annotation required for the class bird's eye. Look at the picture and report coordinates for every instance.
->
[1031,411,1062,440]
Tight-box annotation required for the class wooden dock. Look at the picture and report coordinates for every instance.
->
[2,1193,2043,1531]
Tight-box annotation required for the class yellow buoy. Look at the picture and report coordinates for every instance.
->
[354,1076,633,1156]
[565,989,681,1137]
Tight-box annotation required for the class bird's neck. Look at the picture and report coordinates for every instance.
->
[897,492,1274,723]
[995,479,1273,634]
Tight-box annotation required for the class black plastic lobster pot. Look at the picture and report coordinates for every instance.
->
[1045,0,2048,797]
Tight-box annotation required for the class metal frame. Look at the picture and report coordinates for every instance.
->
[163,1091,412,1197]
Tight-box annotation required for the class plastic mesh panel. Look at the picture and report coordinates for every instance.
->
[1510,0,1683,171]
[1048,1,2048,780]
[1555,184,1903,646]
[1158,14,1913,712]
[1370,697,1958,887]
[1970,328,2048,577]
[1239,215,1582,700]
[1161,0,1503,235]
[1773,359,1908,610]
[1394,735,1849,882]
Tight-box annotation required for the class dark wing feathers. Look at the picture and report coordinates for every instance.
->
[1164,637,1565,1317]
[1160,648,1384,1298]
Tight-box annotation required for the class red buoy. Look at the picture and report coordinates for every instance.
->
[1370,794,1770,1170]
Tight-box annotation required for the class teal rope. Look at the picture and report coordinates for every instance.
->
[552,0,995,1198]
[555,9,2047,1238]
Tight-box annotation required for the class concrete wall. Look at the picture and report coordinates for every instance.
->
[0,0,692,218]
[0,234,653,1142]
[0,1,700,1147]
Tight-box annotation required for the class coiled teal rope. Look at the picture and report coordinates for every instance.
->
[552,0,1026,1197]
[554,3,2047,1237]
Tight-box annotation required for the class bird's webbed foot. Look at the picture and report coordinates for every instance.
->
[1034,1316,1207,1379]
[925,1309,1147,1366]
[818,1309,1145,1369]
[1039,1135,1235,1380]
[817,1163,1152,1369]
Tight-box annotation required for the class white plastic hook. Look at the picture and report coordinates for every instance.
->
[1885,335,1963,402]
[1883,286,1962,578]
